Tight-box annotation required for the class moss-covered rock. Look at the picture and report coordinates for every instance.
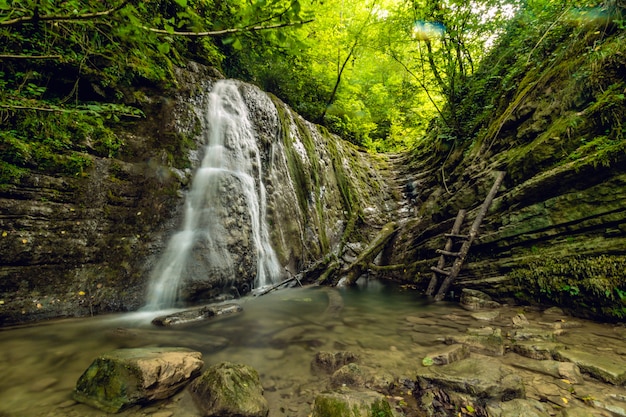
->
[73,347,203,413]
[189,361,269,417]
[312,390,395,417]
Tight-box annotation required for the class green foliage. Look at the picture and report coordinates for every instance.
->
[511,255,626,321]
[1,0,309,185]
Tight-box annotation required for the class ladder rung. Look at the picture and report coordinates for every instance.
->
[431,266,451,276]
[436,249,461,257]
[445,233,469,240]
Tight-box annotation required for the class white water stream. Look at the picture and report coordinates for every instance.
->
[145,80,281,309]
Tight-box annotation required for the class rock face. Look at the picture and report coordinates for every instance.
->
[0,64,396,325]
[189,362,269,417]
[382,11,626,321]
[73,347,203,413]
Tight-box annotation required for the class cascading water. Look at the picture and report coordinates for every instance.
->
[144,80,282,310]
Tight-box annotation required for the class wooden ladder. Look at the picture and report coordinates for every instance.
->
[426,171,506,301]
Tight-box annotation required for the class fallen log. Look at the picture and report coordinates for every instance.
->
[339,221,399,286]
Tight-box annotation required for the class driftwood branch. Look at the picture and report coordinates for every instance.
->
[0,1,130,26]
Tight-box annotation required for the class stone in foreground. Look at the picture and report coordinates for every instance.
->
[189,362,268,417]
[416,357,525,401]
[73,347,203,413]
[486,398,550,417]
[554,348,626,385]
[312,389,394,417]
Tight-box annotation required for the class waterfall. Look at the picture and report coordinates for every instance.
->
[144,80,282,309]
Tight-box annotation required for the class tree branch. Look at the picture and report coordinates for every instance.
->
[141,19,314,37]
[0,54,63,60]
[0,1,130,26]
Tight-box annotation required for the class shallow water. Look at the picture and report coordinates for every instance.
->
[1,282,625,417]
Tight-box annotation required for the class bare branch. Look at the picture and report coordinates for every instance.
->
[141,19,314,37]
[0,54,63,60]
[0,104,143,118]
[0,1,130,26]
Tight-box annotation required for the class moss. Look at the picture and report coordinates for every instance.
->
[510,255,626,321]
[313,396,351,417]
[370,399,394,417]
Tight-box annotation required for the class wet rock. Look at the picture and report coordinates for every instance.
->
[446,328,505,356]
[539,320,583,330]
[471,310,500,321]
[553,348,626,385]
[325,362,394,392]
[422,344,470,366]
[512,327,558,342]
[189,362,268,417]
[511,358,584,384]
[561,406,607,417]
[591,400,626,417]
[459,289,501,311]
[511,341,563,360]
[73,347,203,413]
[312,389,394,417]
[312,350,359,373]
[330,363,367,388]
[486,398,550,417]
[151,303,243,327]
[416,357,525,401]
[512,313,530,328]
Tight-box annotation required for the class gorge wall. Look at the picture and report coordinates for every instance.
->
[382,13,626,321]
[0,64,397,326]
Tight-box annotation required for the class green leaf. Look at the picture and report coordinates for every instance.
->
[174,0,187,7]
[157,42,171,54]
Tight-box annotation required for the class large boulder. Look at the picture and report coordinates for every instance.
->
[73,347,203,413]
[189,362,269,417]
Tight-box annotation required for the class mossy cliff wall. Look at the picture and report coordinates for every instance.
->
[0,64,394,326]
[385,10,626,321]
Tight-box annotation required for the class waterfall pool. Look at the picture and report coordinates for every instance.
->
[1,282,625,417]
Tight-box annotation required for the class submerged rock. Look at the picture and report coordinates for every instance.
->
[189,362,268,417]
[312,350,359,373]
[312,389,394,417]
[73,347,203,413]
[446,327,505,356]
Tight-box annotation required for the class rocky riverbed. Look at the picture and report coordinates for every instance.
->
[0,284,624,417]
